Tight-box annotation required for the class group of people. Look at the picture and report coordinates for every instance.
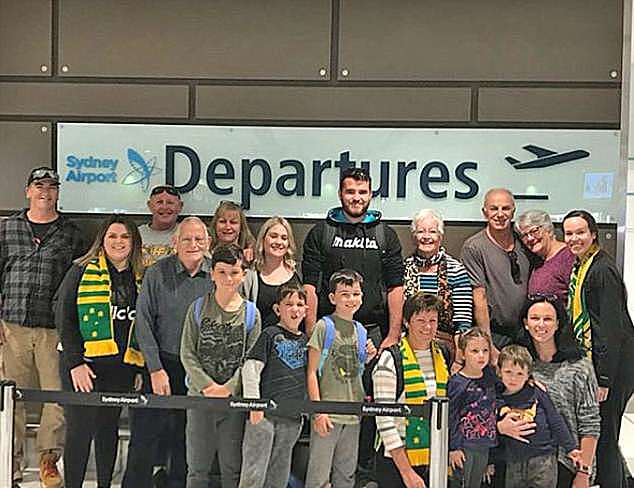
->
[1,165,633,488]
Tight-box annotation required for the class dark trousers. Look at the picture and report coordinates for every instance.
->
[595,374,634,488]
[357,324,383,480]
[375,450,429,488]
[122,355,187,488]
[61,361,135,488]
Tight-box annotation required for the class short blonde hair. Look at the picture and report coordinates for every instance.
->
[498,344,533,373]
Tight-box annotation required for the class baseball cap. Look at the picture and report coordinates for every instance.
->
[27,167,60,186]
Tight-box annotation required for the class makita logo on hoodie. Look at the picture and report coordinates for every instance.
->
[331,236,379,249]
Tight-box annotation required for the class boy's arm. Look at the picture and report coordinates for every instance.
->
[307,345,322,402]
[242,359,265,399]
[224,308,262,396]
[180,304,216,394]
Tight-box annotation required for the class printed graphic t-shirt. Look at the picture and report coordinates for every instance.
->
[247,324,307,419]
[307,314,365,425]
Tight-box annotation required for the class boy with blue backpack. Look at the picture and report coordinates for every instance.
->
[180,244,261,488]
[305,269,378,488]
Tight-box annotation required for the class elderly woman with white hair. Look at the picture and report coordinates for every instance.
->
[403,209,472,364]
[515,209,575,305]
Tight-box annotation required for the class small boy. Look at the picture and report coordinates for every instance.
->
[304,269,377,488]
[497,345,581,488]
[180,244,261,488]
[239,283,309,488]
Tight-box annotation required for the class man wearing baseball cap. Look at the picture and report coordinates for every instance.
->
[0,166,84,487]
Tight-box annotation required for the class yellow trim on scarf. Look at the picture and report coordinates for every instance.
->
[401,336,448,466]
[569,244,600,358]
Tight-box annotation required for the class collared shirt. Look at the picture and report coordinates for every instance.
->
[0,210,84,327]
[134,254,213,372]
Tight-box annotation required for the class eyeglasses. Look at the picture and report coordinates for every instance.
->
[150,185,180,198]
[519,226,542,240]
[507,250,522,285]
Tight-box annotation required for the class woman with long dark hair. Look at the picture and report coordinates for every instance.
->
[519,295,600,487]
[55,215,144,488]
[562,209,634,487]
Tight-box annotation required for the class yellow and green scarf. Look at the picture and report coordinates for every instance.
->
[77,253,144,367]
[568,244,600,358]
[400,336,448,466]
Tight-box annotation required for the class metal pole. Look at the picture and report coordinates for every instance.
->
[429,396,449,488]
[0,380,16,488]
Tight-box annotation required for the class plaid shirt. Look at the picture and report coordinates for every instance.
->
[0,210,84,328]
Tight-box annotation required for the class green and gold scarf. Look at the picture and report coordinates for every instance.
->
[77,253,144,367]
[400,336,448,466]
[568,244,600,358]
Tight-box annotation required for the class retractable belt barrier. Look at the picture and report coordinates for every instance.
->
[0,380,449,487]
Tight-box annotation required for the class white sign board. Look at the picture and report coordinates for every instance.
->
[57,123,621,222]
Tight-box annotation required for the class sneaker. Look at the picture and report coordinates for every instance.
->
[39,451,63,488]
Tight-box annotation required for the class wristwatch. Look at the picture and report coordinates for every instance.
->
[577,464,592,476]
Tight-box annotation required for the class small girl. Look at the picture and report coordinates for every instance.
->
[210,200,256,263]
[239,283,308,488]
[448,328,498,488]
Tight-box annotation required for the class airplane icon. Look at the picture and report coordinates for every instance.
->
[505,145,590,169]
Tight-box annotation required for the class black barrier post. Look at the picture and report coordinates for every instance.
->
[0,380,16,488]
[429,397,449,488]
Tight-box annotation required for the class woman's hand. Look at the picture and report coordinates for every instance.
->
[597,386,609,402]
[449,450,465,470]
[572,472,590,488]
[401,468,426,488]
[70,363,96,393]
[497,415,536,443]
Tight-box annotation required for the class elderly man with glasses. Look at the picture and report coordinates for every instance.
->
[461,188,531,365]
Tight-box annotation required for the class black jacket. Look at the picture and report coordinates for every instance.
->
[301,207,403,329]
[583,250,634,388]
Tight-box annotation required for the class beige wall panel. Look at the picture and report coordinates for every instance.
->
[196,86,471,121]
[0,83,188,118]
[339,0,621,82]
[0,122,52,211]
[58,0,331,79]
[0,0,52,76]
[478,88,620,123]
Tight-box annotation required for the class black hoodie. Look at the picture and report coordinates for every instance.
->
[302,207,403,332]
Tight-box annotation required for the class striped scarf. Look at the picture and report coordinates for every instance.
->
[400,336,448,466]
[568,244,600,358]
[77,253,144,367]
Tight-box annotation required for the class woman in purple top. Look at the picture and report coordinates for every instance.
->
[515,210,575,305]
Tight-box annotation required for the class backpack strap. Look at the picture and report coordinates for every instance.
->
[318,315,336,377]
[192,296,205,328]
[388,343,405,400]
[355,321,368,373]
[245,300,256,334]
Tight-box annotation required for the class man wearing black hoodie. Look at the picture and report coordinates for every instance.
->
[302,167,404,487]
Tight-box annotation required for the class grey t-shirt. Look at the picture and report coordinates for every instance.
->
[138,223,176,268]
[461,229,530,335]
[308,314,365,424]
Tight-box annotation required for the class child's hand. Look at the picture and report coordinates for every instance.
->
[249,410,264,425]
[568,448,583,467]
[483,464,495,484]
[449,450,465,470]
[313,413,334,437]
[366,339,377,361]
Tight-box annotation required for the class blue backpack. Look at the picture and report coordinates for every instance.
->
[317,315,368,377]
[191,296,257,334]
